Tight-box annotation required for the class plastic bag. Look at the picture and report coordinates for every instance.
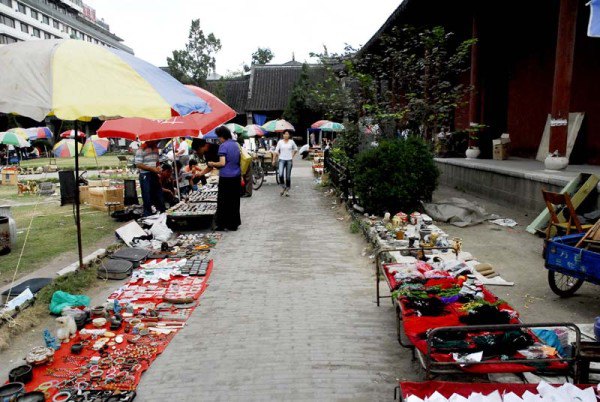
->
[49,290,90,315]
[149,213,172,242]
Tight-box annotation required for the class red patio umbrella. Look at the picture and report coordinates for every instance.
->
[60,130,86,139]
[97,85,236,141]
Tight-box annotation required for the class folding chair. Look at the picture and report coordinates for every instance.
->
[542,189,592,240]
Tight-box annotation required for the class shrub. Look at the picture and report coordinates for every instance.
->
[352,137,439,214]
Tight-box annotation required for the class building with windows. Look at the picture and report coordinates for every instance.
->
[0,0,132,53]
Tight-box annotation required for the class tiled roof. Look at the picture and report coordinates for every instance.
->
[205,77,250,114]
[246,64,325,112]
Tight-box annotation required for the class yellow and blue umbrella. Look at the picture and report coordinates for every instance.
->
[53,139,82,158]
[0,40,211,122]
[0,131,30,148]
[81,135,109,157]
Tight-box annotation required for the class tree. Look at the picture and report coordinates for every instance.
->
[283,64,312,123]
[243,47,275,72]
[167,19,221,86]
[252,48,274,65]
[359,26,475,139]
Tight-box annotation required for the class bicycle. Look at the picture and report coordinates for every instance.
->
[252,156,265,190]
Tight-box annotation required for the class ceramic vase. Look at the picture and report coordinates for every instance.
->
[465,147,480,160]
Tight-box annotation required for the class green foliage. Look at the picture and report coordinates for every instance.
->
[283,64,312,123]
[252,47,274,65]
[359,26,475,139]
[352,137,439,214]
[335,121,361,160]
[37,266,98,305]
[350,220,361,234]
[167,19,222,86]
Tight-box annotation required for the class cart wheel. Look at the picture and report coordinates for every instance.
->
[252,165,264,190]
[548,270,584,297]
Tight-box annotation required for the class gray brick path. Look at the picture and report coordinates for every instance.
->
[136,161,409,401]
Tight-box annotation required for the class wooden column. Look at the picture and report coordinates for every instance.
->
[549,0,578,156]
[468,13,480,147]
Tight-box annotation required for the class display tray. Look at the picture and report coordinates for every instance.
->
[187,190,218,203]
[167,202,217,217]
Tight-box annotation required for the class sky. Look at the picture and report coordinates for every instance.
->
[84,0,401,75]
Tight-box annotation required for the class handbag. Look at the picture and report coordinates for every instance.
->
[238,144,252,175]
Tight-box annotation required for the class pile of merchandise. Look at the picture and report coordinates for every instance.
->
[187,183,218,203]
[4,233,220,401]
[167,202,217,217]
[374,211,567,374]
[400,380,598,402]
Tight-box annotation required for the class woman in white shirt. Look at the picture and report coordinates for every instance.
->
[274,130,298,196]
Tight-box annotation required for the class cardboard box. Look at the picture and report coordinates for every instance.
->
[493,144,509,160]
[79,186,89,204]
[88,187,124,211]
[87,179,111,187]
[1,169,18,186]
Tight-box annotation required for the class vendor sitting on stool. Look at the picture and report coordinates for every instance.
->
[159,163,179,208]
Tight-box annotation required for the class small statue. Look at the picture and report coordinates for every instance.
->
[43,329,60,350]
[55,316,77,343]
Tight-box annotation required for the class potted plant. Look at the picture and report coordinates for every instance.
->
[465,123,484,159]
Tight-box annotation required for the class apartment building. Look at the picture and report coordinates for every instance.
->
[0,0,132,53]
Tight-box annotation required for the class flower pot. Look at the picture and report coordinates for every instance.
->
[465,147,480,159]
[544,155,569,170]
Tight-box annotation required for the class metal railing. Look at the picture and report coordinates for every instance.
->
[324,154,355,204]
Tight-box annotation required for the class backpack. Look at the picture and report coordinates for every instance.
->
[238,144,252,175]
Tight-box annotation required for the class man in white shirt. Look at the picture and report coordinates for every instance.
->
[176,139,190,167]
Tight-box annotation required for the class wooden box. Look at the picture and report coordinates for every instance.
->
[88,187,124,211]
[79,186,89,204]
[493,144,509,160]
[1,169,18,186]
[87,179,111,187]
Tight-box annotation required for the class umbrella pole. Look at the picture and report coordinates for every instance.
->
[172,139,181,200]
[73,121,84,269]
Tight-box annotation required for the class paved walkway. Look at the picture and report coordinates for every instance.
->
[136,161,408,401]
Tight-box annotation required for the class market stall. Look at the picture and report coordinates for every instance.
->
[371,213,579,380]
[166,184,219,227]
[6,232,221,401]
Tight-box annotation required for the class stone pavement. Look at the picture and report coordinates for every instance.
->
[136,160,410,401]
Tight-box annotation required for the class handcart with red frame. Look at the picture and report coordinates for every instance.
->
[375,248,580,380]
[394,381,598,401]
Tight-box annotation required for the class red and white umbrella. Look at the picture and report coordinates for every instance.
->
[60,130,86,139]
[97,86,236,142]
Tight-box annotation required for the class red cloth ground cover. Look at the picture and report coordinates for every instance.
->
[23,259,213,398]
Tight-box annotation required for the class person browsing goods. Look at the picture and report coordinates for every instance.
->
[134,140,164,216]
[206,126,242,231]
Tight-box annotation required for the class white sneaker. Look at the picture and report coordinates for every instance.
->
[280,188,286,196]
[285,189,290,197]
